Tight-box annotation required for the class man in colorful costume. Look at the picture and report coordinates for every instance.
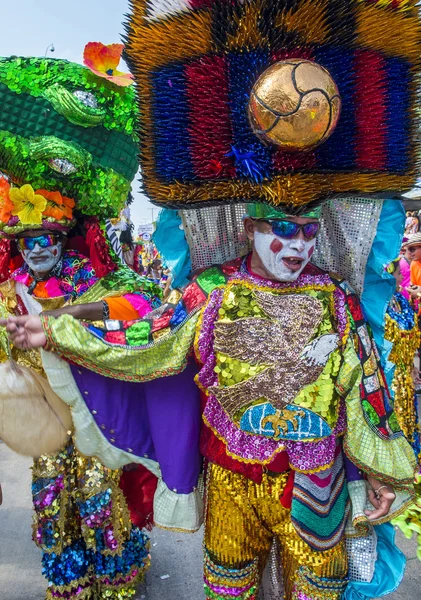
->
[0,44,164,599]
[385,257,421,565]
[3,1,421,599]
[384,258,421,459]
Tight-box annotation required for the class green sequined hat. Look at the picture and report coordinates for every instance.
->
[0,45,139,237]
[246,202,323,220]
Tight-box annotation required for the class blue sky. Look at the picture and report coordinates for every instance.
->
[0,0,155,224]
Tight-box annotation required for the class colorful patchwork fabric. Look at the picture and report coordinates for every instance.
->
[339,280,401,440]
[84,265,228,347]
[71,266,163,309]
[41,264,233,381]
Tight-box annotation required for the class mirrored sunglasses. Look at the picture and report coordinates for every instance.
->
[16,234,61,252]
[265,219,320,241]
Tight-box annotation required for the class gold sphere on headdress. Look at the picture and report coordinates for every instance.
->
[248,59,341,151]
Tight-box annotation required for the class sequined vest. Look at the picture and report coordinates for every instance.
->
[196,267,349,463]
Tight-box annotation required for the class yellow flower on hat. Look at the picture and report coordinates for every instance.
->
[10,184,47,225]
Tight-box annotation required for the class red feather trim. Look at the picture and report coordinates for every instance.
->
[0,239,11,283]
[84,217,117,278]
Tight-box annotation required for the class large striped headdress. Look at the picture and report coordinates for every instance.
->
[125,0,421,212]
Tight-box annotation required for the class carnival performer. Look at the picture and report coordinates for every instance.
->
[399,239,412,300]
[406,233,421,308]
[385,259,421,459]
[6,202,417,599]
[0,45,162,600]
[3,1,421,599]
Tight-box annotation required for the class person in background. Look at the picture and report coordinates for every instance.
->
[120,227,135,269]
[162,267,173,299]
[147,258,163,284]
[406,234,421,307]
[405,212,420,236]
[399,239,412,300]
[385,259,421,458]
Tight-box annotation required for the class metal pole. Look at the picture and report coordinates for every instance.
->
[44,44,55,57]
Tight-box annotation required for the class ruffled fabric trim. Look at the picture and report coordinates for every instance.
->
[153,478,204,533]
[344,385,417,487]
[41,349,161,475]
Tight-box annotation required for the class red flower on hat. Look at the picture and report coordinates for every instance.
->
[0,177,13,224]
[38,189,75,221]
[83,42,133,87]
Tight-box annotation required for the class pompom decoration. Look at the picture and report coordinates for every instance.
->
[85,217,118,278]
[124,0,421,210]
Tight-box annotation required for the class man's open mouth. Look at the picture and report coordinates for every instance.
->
[282,257,304,272]
[30,256,49,263]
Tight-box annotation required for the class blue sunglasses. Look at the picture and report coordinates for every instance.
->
[263,219,320,241]
[16,234,61,252]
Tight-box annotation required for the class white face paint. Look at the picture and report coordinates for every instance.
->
[253,229,316,282]
[20,239,63,277]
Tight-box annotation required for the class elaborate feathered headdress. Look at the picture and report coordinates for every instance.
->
[125,0,421,212]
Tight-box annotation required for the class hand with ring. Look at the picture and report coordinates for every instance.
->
[364,475,396,521]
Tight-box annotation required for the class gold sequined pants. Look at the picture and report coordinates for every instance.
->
[204,463,348,600]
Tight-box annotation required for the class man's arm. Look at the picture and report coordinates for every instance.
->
[43,302,104,321]
[0,267,228,382]
[335,281,416,523]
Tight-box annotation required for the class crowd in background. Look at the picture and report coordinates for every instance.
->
[405,210,421,236]
[119,227,172,297]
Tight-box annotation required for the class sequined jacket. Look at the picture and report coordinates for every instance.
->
[40,259,416,520]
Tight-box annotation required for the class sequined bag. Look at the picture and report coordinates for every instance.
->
[0,361,72,457]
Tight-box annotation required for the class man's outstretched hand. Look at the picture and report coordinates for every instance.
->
[0,315,47,349]
[364,475,396,521]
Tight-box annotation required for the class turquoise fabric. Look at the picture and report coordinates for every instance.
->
[346,203,406,600]
[361,200,405,383]
[343,523,406,599]
[153,209,192,289]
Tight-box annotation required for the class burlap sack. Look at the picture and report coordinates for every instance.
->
[0,361,72,457]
